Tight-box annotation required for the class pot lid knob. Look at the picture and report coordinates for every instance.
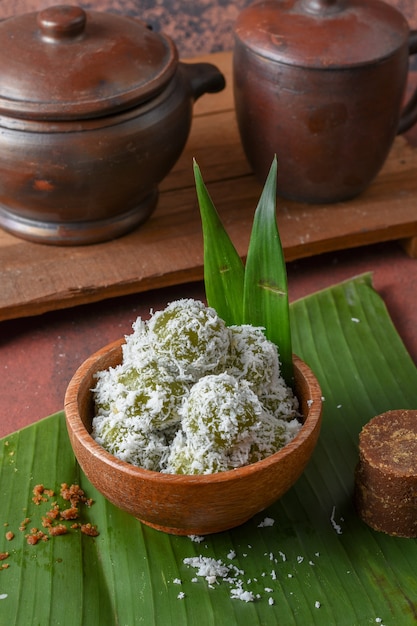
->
[37,5,86,41]
[301,0,344,15]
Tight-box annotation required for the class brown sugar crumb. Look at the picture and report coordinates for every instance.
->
[32,484,55,505]
[80,523,99,537]
[32,484,47,505]
[26,530,48,545]
[16,482,99,550]
[60,507,79,521]
[60,483,92,507]
[48,524,68,537]
[0,481,99,572]
[19,517,30,532]
[33,484,44,496]
[42,503,61,528]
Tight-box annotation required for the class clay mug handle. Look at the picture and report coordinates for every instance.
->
[398,30,417,134]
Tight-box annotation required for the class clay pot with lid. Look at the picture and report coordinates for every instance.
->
[0,5,225,245]
[233,0,417,203]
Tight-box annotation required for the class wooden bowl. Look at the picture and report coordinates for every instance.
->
[64,338,322,535]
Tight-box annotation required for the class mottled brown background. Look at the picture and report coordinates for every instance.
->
[0,0,416,58]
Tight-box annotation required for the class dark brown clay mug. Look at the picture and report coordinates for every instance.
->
[233,0,417,203]
[0,5,225,245]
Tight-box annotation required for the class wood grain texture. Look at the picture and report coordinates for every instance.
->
[1,51,417,322]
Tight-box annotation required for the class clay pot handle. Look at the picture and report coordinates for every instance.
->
[182,62,226,102]
[398,30,417,134]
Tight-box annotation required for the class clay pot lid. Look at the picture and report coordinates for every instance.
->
[234,0,409,69]
[0,4,178,120]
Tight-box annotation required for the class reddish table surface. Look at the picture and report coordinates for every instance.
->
[1,239,416,439]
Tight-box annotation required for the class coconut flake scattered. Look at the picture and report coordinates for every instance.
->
[179,535,328,606]
[230,587,255,602]
[173,578,182,585]
[330,506,343,535]
[0,594,7,600]
[182,554,257,603]
[177,591,185,599]
[258,517,275,528]
[183,556,231,584]
[188,534,205,543]
[351,317,360,323]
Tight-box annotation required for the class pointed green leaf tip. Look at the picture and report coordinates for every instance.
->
[194,156,293,387]
[193,158,245,326]
[243,157,293,386]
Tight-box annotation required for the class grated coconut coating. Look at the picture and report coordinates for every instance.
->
[92,299,301,473]
[226,325,281,394]
[146,298,230,379]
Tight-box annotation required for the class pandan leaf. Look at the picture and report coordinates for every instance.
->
[243,157,293,386]
[193,159,245,325]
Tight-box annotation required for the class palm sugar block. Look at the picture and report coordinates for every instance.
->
[354,409,417,538]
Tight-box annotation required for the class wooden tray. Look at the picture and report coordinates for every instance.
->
[1,51,417,322]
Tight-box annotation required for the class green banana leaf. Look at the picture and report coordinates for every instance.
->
[1,273,417,625]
